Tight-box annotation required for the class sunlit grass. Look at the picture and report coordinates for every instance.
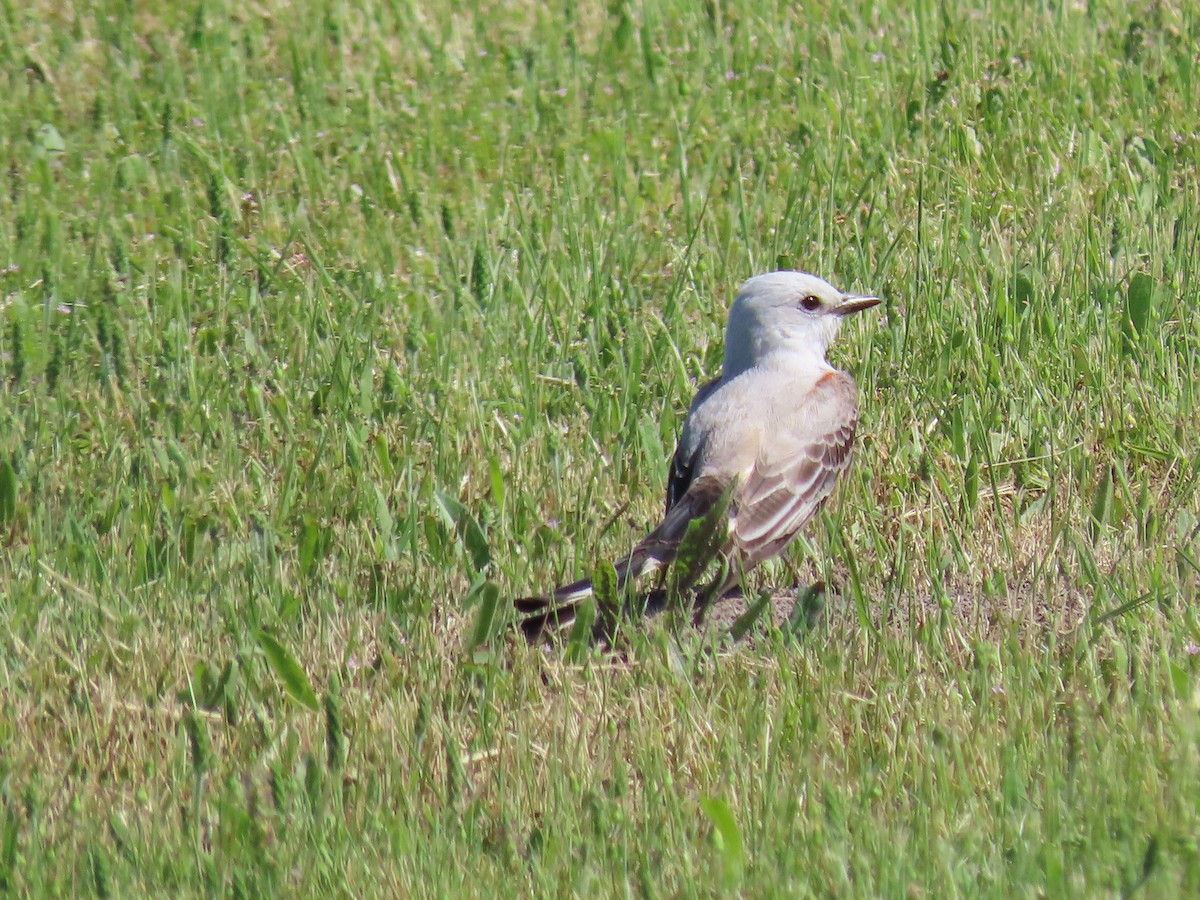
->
[1,0,1198,894]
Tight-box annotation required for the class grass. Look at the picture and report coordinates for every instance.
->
[1,0,1199,894]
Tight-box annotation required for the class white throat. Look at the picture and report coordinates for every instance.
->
[722,305,841,378]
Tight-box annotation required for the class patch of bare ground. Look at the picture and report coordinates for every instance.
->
[702,572,1090,646]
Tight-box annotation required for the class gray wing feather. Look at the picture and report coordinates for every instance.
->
[666,376,723,513]
[731,377,859,565]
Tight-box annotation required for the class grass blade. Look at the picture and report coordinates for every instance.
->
[256,631,320,711]
[699,796,745,886]
[468,580,501,647]
[0,460,15,526]
[728,589,771,641]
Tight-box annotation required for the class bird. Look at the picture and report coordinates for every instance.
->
[514,270,879,642]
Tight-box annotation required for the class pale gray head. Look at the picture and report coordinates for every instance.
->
[722,270,879,375]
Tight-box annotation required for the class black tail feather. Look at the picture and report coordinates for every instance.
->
[513,595,553,615]
[515,602,579,641]
[514,585,688,644]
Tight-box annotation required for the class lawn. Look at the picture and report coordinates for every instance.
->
[1,0,1198,895]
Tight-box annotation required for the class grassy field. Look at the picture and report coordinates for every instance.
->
[2,0,1199,894]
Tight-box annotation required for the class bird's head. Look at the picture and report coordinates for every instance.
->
[723,271,878,374]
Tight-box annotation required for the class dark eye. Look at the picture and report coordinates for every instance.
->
[799,295,822,311]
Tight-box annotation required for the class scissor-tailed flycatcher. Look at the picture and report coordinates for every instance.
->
[515,270,879,640]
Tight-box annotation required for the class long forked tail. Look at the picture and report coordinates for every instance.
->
[512,476,733,641]
[512,553,668,641]
[513,576,599,638]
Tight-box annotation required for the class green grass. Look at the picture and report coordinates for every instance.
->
[2,0,1199,894]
